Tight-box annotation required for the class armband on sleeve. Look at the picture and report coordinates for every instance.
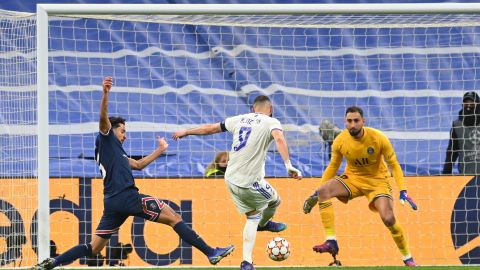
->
[220,121,227,132]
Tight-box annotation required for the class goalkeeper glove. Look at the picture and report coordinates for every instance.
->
[285,160,302,180]
[303,191,318,214]
[399,190,417,210]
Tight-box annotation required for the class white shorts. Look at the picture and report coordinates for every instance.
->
[225,179,279,214]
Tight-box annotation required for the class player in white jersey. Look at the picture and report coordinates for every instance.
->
[173,95,302,270]
[224,112,282,187]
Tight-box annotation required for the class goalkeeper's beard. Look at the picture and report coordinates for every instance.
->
[349,127,362,137]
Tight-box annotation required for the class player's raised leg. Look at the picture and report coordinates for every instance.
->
[257,182,287,232]
[304,177,349,214]
[257,198,287,232]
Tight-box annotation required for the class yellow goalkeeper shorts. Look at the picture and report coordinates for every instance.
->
[335,173,393,212]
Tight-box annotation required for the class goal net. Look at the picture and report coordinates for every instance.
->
[0,9,37,267]
[44,11,480,178]
[2,4,480,267]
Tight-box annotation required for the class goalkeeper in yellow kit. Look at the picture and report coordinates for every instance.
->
[303,106,418,267]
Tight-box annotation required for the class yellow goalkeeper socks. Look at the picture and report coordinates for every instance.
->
[319,200,336,239]
[387,222,410,257]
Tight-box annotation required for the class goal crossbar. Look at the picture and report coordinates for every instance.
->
[38,3,480,15]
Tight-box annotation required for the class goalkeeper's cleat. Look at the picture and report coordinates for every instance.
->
[31,258,55,270]
[313,240,339,256]
[403,257,418,267]
[303,194,318,214]
[257,220,287,232]
[240,260,255,270]
[208,245,235,265]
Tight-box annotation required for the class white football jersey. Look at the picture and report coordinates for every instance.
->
[224,113,282,188]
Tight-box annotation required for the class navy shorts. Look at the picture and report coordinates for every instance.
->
[95,188,166,239]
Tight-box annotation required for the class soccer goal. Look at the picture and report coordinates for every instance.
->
[0,8,38,268]
[1,3,479,267]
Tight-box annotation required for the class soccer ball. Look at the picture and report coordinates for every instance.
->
[266,236,290,261]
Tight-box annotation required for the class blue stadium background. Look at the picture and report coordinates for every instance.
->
[1,0,477,178]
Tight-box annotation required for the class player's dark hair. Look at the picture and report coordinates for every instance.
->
[109,116,126,129]
[345,106,364,117]
[253,95,271,106]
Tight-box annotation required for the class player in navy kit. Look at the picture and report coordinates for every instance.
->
[32,77,234,269]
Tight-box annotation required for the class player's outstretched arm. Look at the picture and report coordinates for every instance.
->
[399,190,418,210]
[129,136,169,170]
[172,123,222,140]
[380,134,417,210]
[271,129,302,180]
[99,76,113,134]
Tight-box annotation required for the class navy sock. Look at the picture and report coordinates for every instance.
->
[173,221,214,255]
[53,243,92,267]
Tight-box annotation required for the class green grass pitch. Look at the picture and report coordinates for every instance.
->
[76,267,478,270]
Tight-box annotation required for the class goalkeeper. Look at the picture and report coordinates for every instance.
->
[303,106,418,267]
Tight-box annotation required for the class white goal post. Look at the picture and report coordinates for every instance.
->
[31,3,480,266]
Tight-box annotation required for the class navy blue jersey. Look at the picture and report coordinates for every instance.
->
[95,129,137,198]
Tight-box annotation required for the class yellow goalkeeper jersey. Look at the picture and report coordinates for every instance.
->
[322,126,406,191]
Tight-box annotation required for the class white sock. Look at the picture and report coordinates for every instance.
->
[243,213,261,263]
